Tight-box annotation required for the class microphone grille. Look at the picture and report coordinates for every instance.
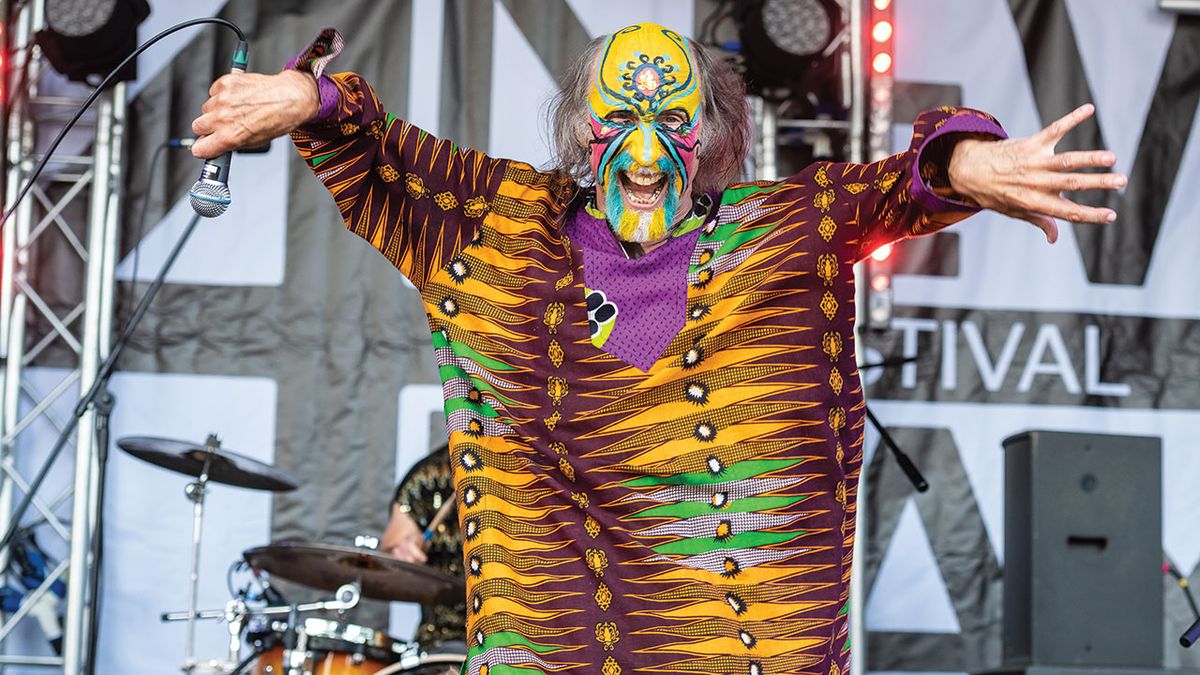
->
[188,179,232,218]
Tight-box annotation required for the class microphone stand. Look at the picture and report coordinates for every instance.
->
[858,355,929,492]
[864,405,929,492]
[1183,616,1200,648]
[0,212,205,669]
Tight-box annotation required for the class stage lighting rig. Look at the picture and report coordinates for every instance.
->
[736,0,845,101]
[867,0,894,161]
[35,0,150,83]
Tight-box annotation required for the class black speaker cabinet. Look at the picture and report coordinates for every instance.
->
[1003,431,1162,668]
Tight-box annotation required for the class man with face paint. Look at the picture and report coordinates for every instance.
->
[193,21,1125,675]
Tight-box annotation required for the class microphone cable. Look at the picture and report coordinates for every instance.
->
[0,16,248,234]
[123,139,171,323]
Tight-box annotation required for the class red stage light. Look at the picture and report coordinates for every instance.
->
[870,243,893,262]
[870,273,891,292]
[872,52,892,74]
[874,0,892,9]
[872,20,893,42]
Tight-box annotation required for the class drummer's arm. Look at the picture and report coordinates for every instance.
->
[382,498,428,564]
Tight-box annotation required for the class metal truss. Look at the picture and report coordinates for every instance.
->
[0,0,124,671]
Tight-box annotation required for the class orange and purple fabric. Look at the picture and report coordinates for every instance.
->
[290,29,1003,675]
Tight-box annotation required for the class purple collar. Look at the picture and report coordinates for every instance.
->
[566,202,703,371]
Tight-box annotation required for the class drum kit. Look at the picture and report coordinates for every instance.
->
[115,435,466,675]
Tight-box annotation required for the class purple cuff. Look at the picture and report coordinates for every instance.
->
[910,113,1008,212]
[284,28,345,123]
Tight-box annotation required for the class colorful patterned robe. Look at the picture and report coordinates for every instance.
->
[291,41,1005,675]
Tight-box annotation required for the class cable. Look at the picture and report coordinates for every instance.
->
[0,16,247,235]
[125,140,170,327]
[1165,561,1200,620]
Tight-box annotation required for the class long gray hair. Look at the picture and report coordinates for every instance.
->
[545,36,751,194]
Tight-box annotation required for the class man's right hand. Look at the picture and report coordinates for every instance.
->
[190,69,320,160]
[380,502,429,565]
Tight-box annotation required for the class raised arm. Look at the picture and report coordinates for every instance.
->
[789,104,1123,262]
[289,69,507,288]
[190,29,509,289]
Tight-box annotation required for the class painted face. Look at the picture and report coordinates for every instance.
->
[588,23,703,243]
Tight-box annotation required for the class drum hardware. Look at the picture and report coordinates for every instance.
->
[281,605,306,675]
[252,613,422,674]
[162,583,362,673]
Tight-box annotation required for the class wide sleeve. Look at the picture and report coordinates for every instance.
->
[287,30,509,289]
[792,106,1007,262]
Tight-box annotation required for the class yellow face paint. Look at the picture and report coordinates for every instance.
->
[589,23,703,129]
[587,23,704,243]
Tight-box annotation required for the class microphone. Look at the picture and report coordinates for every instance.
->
[189,40,249,218]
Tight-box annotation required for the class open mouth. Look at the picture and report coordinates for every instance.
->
[617,168,669,210]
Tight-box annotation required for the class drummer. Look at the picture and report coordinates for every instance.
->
[380,444,466,652]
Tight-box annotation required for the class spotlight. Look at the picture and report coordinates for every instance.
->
[871,20,893,42]
[736,0,844,97]
[36,0,151,83]
[870,243,893,262]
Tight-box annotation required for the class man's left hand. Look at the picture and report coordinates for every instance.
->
[947,103,1126,243]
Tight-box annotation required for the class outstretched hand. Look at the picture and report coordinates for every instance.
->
[947,104,1125,243]
[190,69,319,159]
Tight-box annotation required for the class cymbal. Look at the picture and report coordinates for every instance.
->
[244,541,464,604]
[116,436,299,492]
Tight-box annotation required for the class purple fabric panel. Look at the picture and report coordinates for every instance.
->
[909,114,1008,212]
[311,76,341,122]
[284,28,345,123]
[568,206,699,371]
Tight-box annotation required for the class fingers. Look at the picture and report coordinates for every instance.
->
[1039,149,1116,172]
[1037,171,1127,193]
[384,537,428,564]
[1022,192,1116,225]
[191,111,213,138]
[190,112,244,158]
[1020,213,1059,244]
[403,539,428,564]
[1037,103,1095,147]
[190,132,228,159]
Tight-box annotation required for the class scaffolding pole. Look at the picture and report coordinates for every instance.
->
[0,0,124,670]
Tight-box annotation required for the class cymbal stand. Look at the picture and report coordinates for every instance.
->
[182,434,219,673]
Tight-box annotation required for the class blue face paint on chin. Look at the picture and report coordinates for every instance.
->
[601,154,681,244]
